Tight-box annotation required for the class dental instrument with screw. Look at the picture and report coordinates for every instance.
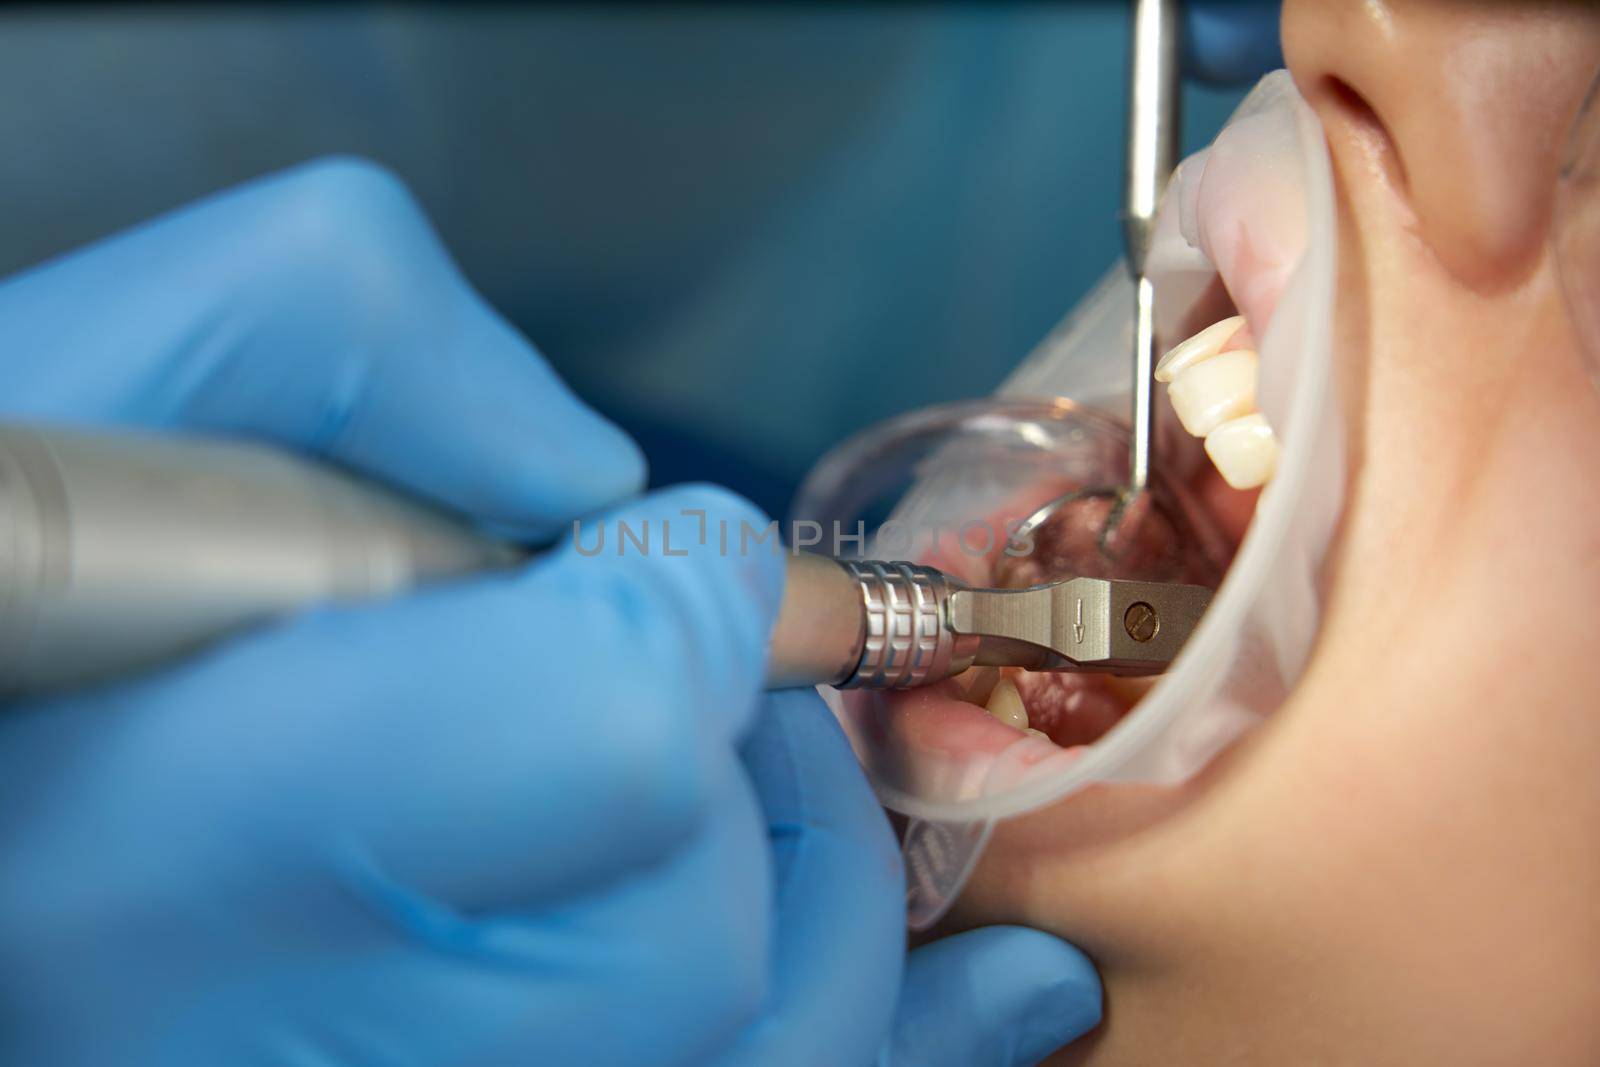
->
[0,422,1209,697]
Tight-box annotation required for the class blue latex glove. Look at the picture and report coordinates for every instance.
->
[720,693,1102,1067]
[0,157,1102,1065]
[1186,1,1284,85]
[883,928,1102,1067]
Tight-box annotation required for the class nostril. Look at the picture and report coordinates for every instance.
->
[1323,74,1412,199]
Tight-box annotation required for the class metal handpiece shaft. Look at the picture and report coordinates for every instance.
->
[0,424,518,695]
[1124,0,1183,495]
[0,424,1208,698]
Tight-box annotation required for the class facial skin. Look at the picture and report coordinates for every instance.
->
[943,4,1600,1062]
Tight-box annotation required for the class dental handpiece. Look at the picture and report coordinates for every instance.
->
[0,423,1210,697]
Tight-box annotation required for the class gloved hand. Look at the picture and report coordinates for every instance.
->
[882,928,1102,1067]
[723,691,1103,1067]
[0,157,1101,1065]
[1186,1,1283,85]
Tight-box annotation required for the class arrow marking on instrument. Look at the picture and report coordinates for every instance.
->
[1074,598,1085,644]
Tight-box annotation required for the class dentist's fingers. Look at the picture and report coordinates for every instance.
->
[294,485,783,909]
[0,156,642,538]
[708,689,905,1067]
[881,927,1103,1067]
[126,750,775,1067]
[4,486,782,915]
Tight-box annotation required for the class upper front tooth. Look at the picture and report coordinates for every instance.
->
[1204,412,1279,489]
[1154,315,1247,382]
[1165,349,1258,436]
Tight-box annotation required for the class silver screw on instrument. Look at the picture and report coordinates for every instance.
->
[1123,601,1160,643]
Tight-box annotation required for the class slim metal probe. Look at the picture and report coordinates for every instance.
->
[1124,0,1183,496]
[1007,0,1186,554]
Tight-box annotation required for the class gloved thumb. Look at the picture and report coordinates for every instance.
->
[879,926,1102,1067]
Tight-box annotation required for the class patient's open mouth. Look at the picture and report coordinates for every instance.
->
[863,467,1231,759]
[866,287,1274,762]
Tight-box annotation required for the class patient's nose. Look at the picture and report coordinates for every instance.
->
[1282,0,1600,290]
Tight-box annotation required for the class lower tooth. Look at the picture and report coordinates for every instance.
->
[985,677,1029,731]
[957,666,1000,705]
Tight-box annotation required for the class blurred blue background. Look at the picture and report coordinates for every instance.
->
[0,4,1262,517]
